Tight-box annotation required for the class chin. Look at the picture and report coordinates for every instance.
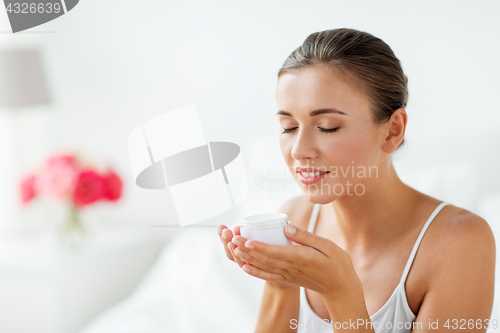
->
[301,191,339,205]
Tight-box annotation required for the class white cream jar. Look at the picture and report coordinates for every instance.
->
[240,213,293,246]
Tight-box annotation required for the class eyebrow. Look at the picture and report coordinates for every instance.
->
[276,108,348,117]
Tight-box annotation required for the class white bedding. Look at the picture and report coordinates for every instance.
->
[80,227,265,333]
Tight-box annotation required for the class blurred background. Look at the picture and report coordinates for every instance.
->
[0,0,499,332]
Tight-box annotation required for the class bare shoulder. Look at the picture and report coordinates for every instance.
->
[276,196,316,231]
[414,203,496,318]
[428,205,495,252]
[424,204,496,284]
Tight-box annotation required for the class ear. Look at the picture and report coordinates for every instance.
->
[381,108,407,154]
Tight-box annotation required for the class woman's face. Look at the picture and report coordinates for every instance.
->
[276,65,387,203]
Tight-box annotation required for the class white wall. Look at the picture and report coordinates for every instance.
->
[0,0,499,228]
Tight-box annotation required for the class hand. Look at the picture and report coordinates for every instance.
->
[229,224,363,300]
[217,224,247,268]
[217,224,296,289]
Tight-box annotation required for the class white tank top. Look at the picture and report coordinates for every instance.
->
[297,202,449,333]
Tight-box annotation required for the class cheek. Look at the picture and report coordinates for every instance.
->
[279,134,295,151]
[321,126,379,169]
[278,135,287,155]
[279,136,294,164]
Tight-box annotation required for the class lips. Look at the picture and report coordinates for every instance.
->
[297,170,330,178]
[295,167,330,177]
[295,167,329,173]
[296,170,330,185]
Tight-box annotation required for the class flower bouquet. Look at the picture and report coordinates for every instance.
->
[19,153,123,249]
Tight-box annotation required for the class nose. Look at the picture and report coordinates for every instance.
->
[290,128,318,161]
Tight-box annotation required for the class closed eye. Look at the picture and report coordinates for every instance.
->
[282,127,341,134]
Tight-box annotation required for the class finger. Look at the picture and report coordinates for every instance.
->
[233,225,241,236]
[241,263,287,283]
[234,236,297,262]
[226,233,249,267]
[227,242,246,267]
[231,245,286,274]
[221,227,234,241]
[231,236,292,272]
[284,224,333,257]
[217,224,227,236]
[220,228,235,261]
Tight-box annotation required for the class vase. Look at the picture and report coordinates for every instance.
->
[58,204,89,251]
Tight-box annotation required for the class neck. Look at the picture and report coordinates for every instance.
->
[328,159,419,255]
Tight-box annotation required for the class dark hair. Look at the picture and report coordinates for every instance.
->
[277,28,408,150]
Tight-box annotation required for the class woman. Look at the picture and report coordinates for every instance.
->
[217,28,495,333]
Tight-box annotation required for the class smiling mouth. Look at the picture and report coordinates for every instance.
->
[297,171,330,178]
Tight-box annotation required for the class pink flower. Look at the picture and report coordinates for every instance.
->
[20,153,124,209]
[101,170,122,201]
[20,174,37,204]
[72,170,104,207]
[36,154,80,200]
[47,154,77,167]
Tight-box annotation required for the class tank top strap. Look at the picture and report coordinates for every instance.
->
[399,201,449,285]
[307,204,321,233]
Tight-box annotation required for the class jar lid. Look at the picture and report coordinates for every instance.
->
[241,213,289,230]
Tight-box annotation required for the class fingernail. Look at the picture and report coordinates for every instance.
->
[243,267,250,273]
[245,241,254,249]
[222,231,228,240]
[286,225,296,235]
[235,249,245,257]
[232,238,241,246]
